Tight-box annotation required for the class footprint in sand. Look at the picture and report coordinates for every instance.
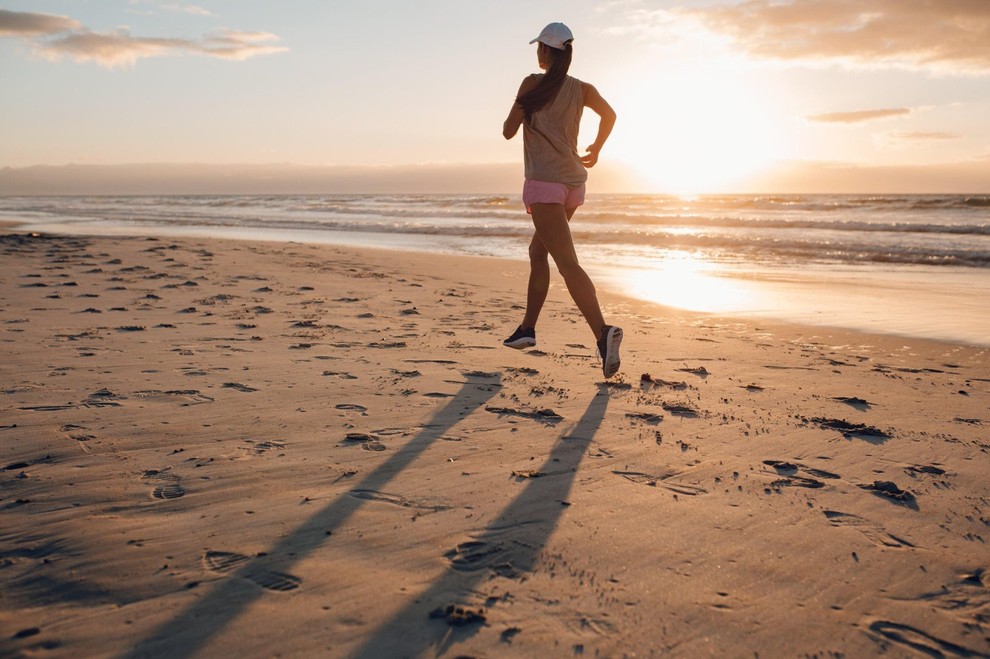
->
[348,489,449,512]
[823,511,914,548]
[485,406,563,424]
[143,469,186,500]
[334,403,367,412]
[59,424,95,453]
[82,388,124,408]
[255,440,285,452]
[152,483,185,500]
[866,620,983,658]
[762,460,831,490]
[625,411,663,424]
[368,340,406,349]
[133,389,214,405]
[661,402,700,418]
[612,470,707,496]
[831,396,872,410]
[675,365,710,378]
[222,382,258,393]
[905,464,947,477]
[446,540,512,573]
[342,433,386,451]
[322,371,358,380]
[909,569,990,631]
[202,551,301,592]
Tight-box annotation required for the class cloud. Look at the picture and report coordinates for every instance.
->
[0,8,285,67]
[161,4,213,17]
[0,9,81,36]
[201,30,285,60]
[888,131,960,141]
[127,0,211,15]
[808,108,911,123]
[38,30,186,67]
[878,130,962,148]
[36,28,286,67]
[689,0,990,74]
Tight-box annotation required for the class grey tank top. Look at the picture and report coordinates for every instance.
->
[523,75,588,187]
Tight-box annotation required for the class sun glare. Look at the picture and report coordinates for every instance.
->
[608,65,785,194]
[620,252,762,313]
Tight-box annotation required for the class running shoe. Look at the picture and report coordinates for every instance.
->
[503,325,536,349]
[597,325,623,378]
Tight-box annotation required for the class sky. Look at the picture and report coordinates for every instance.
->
[1,0,989,194]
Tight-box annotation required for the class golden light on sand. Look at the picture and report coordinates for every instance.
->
[608,66,784,194]
[623,251,760,313]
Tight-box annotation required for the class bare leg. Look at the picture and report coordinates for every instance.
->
[529,203,605,340]
[521,208,575,330]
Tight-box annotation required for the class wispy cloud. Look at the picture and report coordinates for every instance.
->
[38,30,184,67]
[128,0,212,16]
[0,9,81,36]
[163,4,213,17]
[0,8,285,68]
[687,0,990,74]
[891,131,960,141]
[808,108,911,123]
[879,130,962,147]
[200,30,284,60]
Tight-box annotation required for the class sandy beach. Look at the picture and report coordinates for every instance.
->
[1,230,988,658]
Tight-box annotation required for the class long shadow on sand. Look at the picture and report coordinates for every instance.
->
[351,384,610,658]
[124,372,502,659]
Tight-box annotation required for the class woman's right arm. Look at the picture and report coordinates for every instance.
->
[580,82,616,168]
[503,75,539,140]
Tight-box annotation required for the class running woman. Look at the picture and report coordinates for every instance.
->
[501,22,622,378]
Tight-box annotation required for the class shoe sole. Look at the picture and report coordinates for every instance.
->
[503,338,536,349]
[602,327,622,378]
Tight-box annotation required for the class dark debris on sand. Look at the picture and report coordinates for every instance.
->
[859,480,918,508]
[485,406,562,422]
[807,417,890,440]
[429,605,487,627]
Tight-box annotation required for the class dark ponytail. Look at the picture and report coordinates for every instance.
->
[517,43,572,123]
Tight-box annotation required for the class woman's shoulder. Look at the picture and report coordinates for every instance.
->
[567,75,588,94]
[518,73,542,94]
[563,75,586,95]
[576,78,598,99]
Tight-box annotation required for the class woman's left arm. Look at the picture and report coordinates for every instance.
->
[503,75,539,140]
[581,82,616,168]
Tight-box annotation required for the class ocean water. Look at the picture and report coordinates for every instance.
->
[2,194,988,345]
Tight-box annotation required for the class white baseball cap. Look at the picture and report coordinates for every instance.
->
[529,22,573,50]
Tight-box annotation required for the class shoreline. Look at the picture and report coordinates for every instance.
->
[3,217,989,348]
[1,230,988,657]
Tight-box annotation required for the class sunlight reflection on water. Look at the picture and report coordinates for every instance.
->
[617,252,765,313]
[594,254,990,346]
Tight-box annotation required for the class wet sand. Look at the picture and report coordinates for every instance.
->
[1,231,988,657]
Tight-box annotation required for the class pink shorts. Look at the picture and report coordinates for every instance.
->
[522,179,586,214]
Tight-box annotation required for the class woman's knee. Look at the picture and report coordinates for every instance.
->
[553,255,584,279]
[528,240,549,263]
